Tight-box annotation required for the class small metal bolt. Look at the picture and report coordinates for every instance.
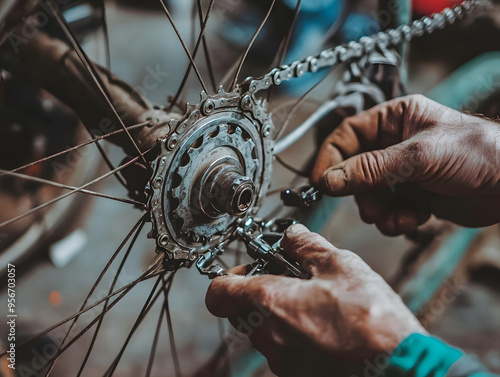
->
[167,136,178,150]
[360,36,375,53]
[189,250,198,261]
[295,63,305,77]
[263,124,272,137]
[454,6,464,19]
[308,57,319,73]
[158,233,169,247]
[443,8,456,24]
[399,25,412,42]
[273,71,282,85]
[154,177,162,189]
[240,95,252,111]
[202,99,215,115]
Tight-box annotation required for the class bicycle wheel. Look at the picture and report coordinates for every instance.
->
[0,0,485,376]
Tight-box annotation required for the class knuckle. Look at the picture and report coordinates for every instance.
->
[250,281,272,304]
[406,93,426,104]
[403,94,427,114]
[357,205,378,224]
[358,151,385,184]
[404,140,425,160]
[402,141,427,175]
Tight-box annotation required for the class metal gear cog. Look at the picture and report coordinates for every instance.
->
[148,87,274,270]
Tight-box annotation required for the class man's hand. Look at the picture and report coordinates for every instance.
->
[312,94,500,235]
[206,224,425,376]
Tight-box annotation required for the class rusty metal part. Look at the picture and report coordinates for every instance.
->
[148,87,273,270]
[0,0,487,274]
[242,0,488,97]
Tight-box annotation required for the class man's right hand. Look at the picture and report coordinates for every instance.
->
[311,94,500,235]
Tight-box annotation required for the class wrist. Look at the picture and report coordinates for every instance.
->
[384,333,463,377]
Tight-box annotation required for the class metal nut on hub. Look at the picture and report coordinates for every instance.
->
[209,171,255,217]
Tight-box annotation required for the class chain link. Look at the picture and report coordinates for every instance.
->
[243,0,489,95]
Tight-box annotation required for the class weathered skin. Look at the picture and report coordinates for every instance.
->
[206,96,500,376]
[312,94,500,234]
[206,224,425,376]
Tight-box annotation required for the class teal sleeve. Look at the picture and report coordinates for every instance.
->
[384,333,498,377]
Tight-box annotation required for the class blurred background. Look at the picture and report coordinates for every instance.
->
[0,0,500,376]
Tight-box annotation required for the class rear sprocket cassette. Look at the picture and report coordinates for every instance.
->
[147,87,274,270]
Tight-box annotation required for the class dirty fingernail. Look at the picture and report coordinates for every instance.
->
[323,167,346,194]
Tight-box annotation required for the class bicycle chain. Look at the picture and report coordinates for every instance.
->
[242,0,489,96]
[151,0,488,275]
[203,0,490,279]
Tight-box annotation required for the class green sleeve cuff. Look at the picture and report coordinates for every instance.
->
[385,333,464,377]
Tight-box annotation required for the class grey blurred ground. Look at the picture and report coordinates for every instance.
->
[1,2,500,377]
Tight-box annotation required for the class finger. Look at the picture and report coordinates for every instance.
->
[355,191,393,224]
[205,273,283,318]
[355,191,430,235]
[281,224,346,276]
[228,264,253,275]
[319,141,422,196]
[375,208,430,236]
[311,95,420,186]
[428,193,500,227]
[311,94,445,188]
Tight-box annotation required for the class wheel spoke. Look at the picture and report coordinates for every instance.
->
[219,58,242,92]
[0,258,164,360]
[75,218,147,377]
[104,273,173,377]
[266,0,302,102]
[230,0,276,91]
[97,0,112,71]
[0,153,149,229]
[144,296,164,377]
[197,0,217,93]
[274,66,334,142]
[162,274,182,377]
[4,122,149,176]
[167,0,216,111]
[94,140,129,188]
[302,0,358,57]
[159,0,208,95]
[36,269,161,373]
[0,169,146,208]
[276,0,302,68]
[275,155,308,177]
[42,216,147,376]
[44,0,148,166]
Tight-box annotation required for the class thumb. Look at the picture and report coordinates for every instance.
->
[321,143,415,196]
[281,224,346,277]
